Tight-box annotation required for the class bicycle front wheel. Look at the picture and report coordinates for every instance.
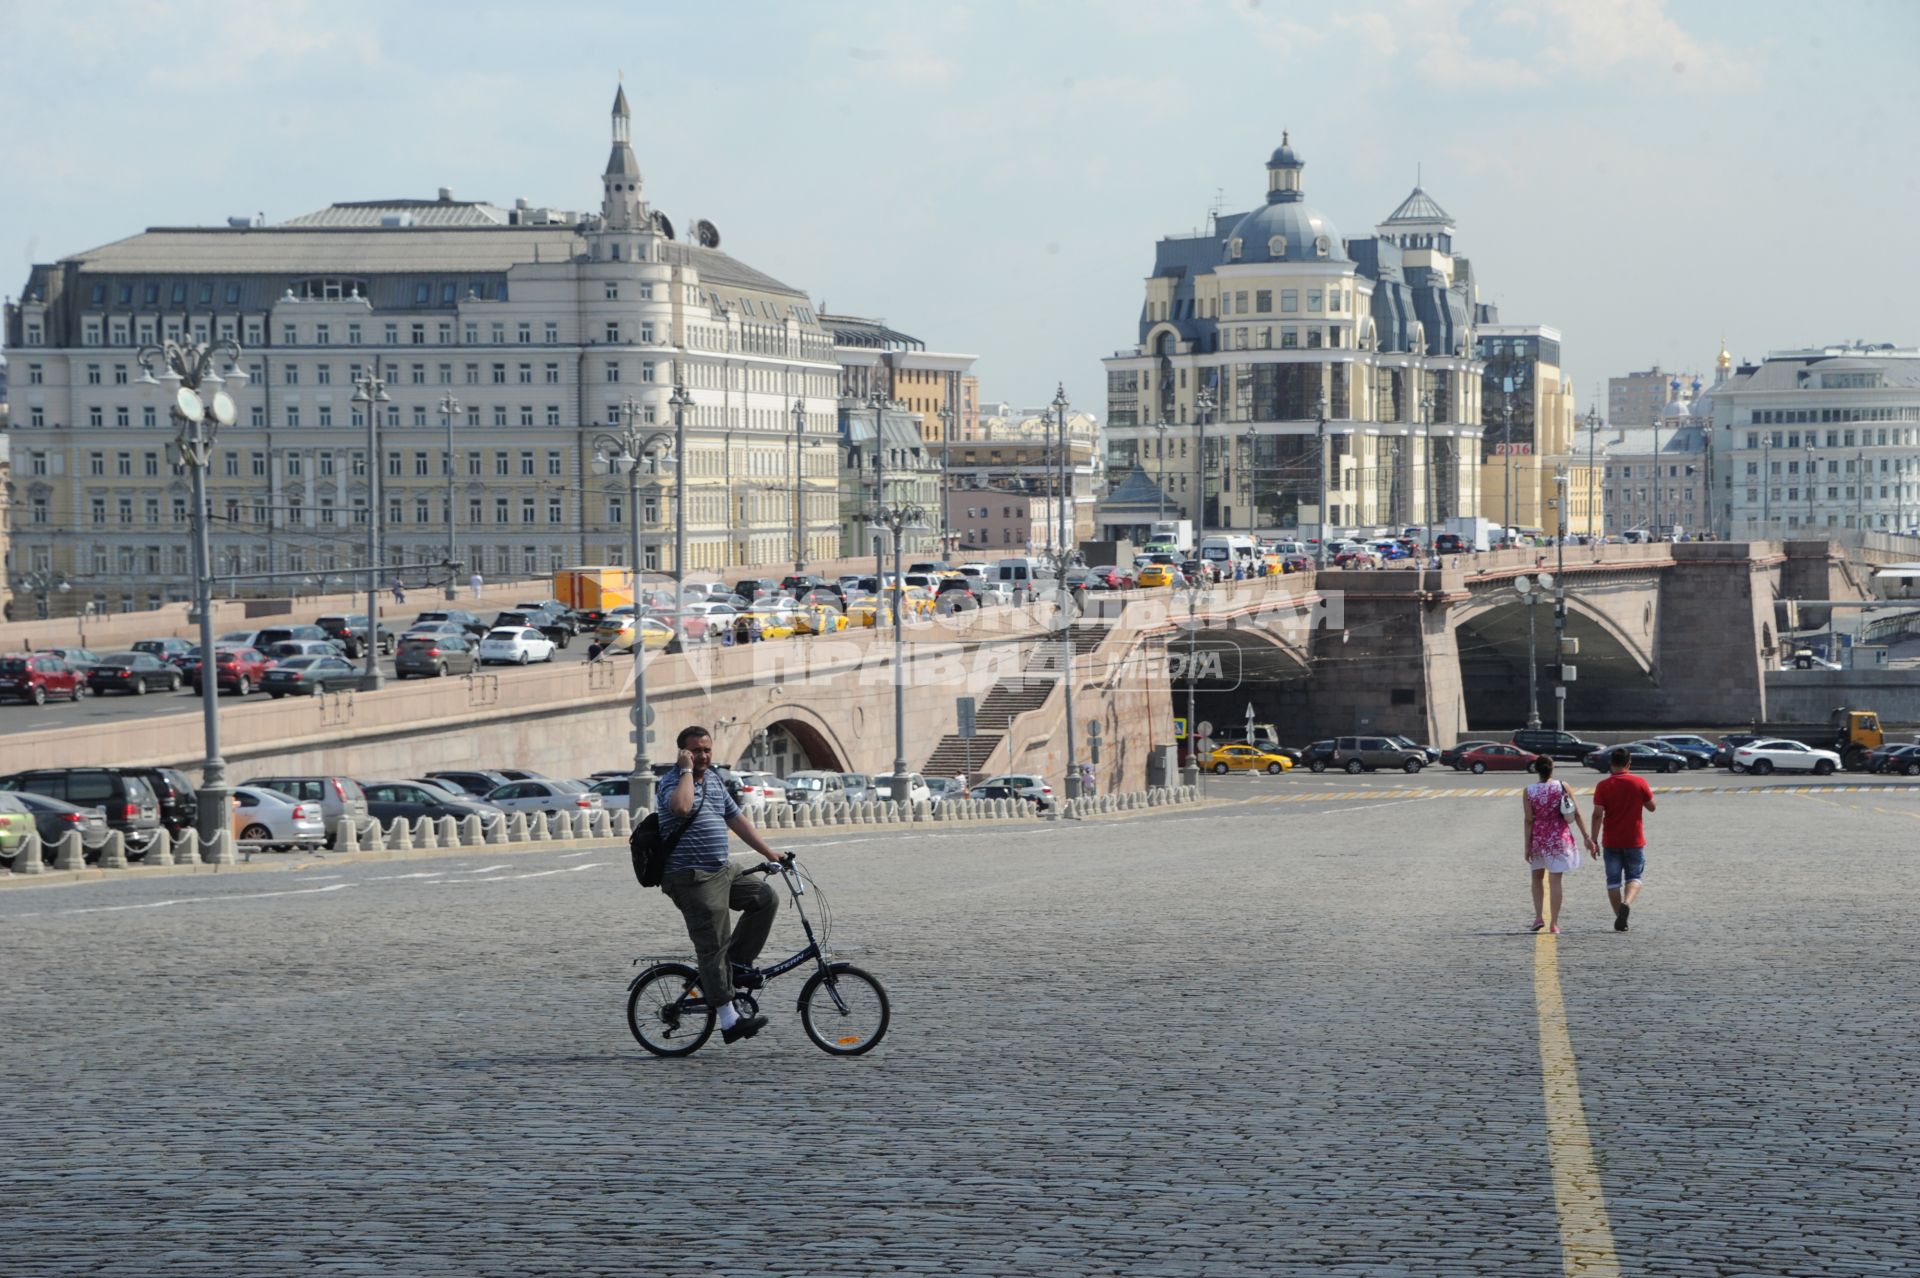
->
[798,963,890,1056]
[627,962,715,1057]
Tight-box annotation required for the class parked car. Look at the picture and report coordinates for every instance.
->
[1511,729,1607,762]
[131,637,198,666]
[394,632,477,678]
[316,613,394,659]
[0,791,40,860]
[584,777,643,810]
[871,773,932,805]
[1866,742,1920,775]
[1439,740,1501,769]
[0,768,161,855]
[492,609,573,649]
[263,654,363,696]
[1452,743,1540,774]
[250,624,332,652]
[1388,735,1442,763]
[361,778,502,824]
[5,790,109,859]
[1648,734,1716,769]
[240,775,370,842]
[1713,733,1763,767]
[484,778,604,814]
[263,638,350,662]
[1730,738,1842,776]
[186,647,273,696]
[0,653,87,704]
[424,769,516,799]
[230,785,329,850]
[1299,739,1337,772]
[784,770,851,807]
[837,773,874,804]
[731,771,785,815]
[1328,735,1426,774]
[84,651,183,696]
[512,602,580,637]
[1205,744,1292,774]
[973,773,1057,812]
[1582,742,1690,774]
[109,766,200,838]
[924,777,961,807]
[477,626,557,665]
[40,647,105,681]
[495,768,551,783]
[412,609,490,638]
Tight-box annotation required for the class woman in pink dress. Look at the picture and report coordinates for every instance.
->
[1522,755,1595,934]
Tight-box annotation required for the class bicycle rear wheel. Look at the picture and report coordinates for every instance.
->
[627,962,715,1057]
[797,963,890,1056]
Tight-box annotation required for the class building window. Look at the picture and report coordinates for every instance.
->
[547,450,563,475]
[545,362,560,384]
[605,281,619,299]
[606,360,621,383]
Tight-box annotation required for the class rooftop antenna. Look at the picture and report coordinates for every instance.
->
[1416,161,1422,188]
[1206,186,1224,230]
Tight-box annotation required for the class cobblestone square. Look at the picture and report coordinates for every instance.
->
[3,776,1917,1276]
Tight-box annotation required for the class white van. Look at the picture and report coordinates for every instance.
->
[1199,535,1258,569]
[992,557,1047,585]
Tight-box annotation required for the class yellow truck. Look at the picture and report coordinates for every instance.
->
[553,566,636,624]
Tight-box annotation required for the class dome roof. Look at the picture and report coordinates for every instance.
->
[1382,185,1453,226]
[1661,397,1694,420]
[1268,132,1302,169]
[1227,200,1348,264]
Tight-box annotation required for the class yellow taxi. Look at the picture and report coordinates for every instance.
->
[596,613,674,652]
[1137,563,1176,588]
[793,603,849,635]
[844,595,881,628]
[900,586,937,619]
[1205,743,1293,775]
[745,605,799,640]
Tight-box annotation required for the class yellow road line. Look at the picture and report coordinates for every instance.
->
[1534,933,1622,1278]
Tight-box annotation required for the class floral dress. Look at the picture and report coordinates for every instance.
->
[1525,781,1582,873]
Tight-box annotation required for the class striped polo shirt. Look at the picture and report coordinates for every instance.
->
[655,768,741,874]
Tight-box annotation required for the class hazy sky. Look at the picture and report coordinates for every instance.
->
[4,0,1916,413]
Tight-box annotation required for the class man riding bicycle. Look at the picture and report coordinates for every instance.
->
[657,725,789,1044]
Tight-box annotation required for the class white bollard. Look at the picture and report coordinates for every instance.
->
[390,819,414,852]
[10,830,45,875]
[204,822,238,865]
[97,829,130,870]
[173,828,202,863]
[437,816,461,848]
[506,812,529,843]
[414,817,439,850]
[461,814,485,845]
[484,815,508,846]
[362,819,386,853]
[53,830,87,872]
[334,818,361,855]
[611,808,633,839]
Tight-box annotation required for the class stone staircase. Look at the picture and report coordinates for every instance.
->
[1021,624,1108,674]
[922,673,1058,777]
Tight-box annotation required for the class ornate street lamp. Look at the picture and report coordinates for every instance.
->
[869,446,928,806]
[137,336,248,852]
[438,392,463,599]
[595,397,676,812]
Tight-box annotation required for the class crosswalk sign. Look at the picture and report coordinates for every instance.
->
[1174,716,1188,741]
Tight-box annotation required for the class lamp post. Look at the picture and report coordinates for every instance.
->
[1315,394,1330,569]
[1553,469,1569,733]
[1516,575,1543,730]
[1154,420,1171,524]
[869,459,928,806]
[1761,434,1772,536]
[137,335,248,852]
[1804,438,1816,531]
[12,570,69,620]
[1052,384,1072,570]
[351,361,391,689]
[1585,406,1599,541]
[594,404,676,813]
[938,396,955,559]
[668,379,694,643]
[438,392,462,600]
[1194,385,1216,538]
[1179,576,1211,790]
[791,397,809,575]
[1242,421,1259,539]
[1419,370,1437,550]
[1051,382,1080,804]
[1856,449,1865,531]
[867,387,888,602]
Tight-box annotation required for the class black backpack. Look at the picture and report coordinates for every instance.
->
[629,783,704,888]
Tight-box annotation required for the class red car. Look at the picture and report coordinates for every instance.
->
[0,653,86,704]
[1452,743,1540,774]
[186,647,273,696]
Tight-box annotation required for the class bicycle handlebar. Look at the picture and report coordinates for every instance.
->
[745,855,797,877]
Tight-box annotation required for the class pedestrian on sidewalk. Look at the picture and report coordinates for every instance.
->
[470,571,484,598]
[1590,746,1657,932]
[392,580,406,604]
[1521,755,1594,935]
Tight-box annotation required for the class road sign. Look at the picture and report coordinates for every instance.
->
[957,696,978,738]
[1174,716,1188,740]
[1086,719,1102,738]
[626,702,656,727]
[1196,720,1213,741]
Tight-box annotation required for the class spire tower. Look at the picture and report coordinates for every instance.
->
[602,83,645,231]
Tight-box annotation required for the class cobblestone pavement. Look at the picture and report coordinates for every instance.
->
[3,776,1916,1276]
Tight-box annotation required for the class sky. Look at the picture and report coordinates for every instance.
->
[3,0,1917,413]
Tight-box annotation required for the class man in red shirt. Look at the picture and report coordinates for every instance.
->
[1591,746,1657,932]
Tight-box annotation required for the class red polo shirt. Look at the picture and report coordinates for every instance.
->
[1593,772,1655,849]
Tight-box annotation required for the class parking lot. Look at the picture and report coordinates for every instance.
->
[3,773,1916,1276]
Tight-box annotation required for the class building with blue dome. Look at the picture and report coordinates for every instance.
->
[1099,135,1490,541]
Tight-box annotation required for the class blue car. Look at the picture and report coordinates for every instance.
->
[1647,735,1714,769]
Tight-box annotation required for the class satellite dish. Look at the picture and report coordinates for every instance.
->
[175,387,206,424]
[652,211,675,240]
[209,391,236,428]
[1535,572,1554,590]
[1514,575,1533,595]
[695,219,720,249]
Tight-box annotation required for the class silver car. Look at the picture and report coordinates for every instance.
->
[484,778,605,814]
[783,770,849,807]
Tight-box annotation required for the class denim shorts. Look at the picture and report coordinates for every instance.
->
[1603,846,1646,891]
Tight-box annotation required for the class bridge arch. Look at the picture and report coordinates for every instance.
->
[1448,589,1660,729]
[716,704,850,775]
